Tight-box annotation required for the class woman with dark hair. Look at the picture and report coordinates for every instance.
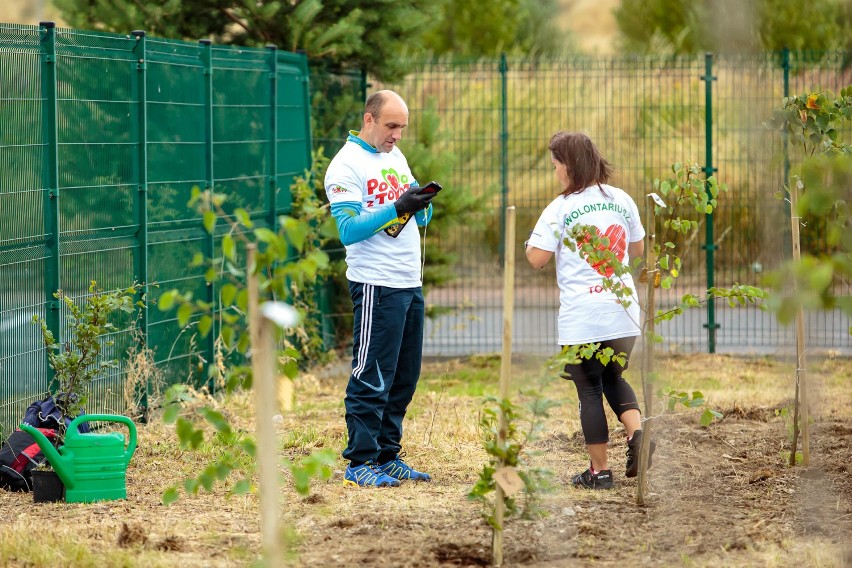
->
[525,131,655,489]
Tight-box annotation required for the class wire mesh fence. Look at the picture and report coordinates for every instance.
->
[373,52,851,357]
[1,23,849,437]
[0,23,311,437]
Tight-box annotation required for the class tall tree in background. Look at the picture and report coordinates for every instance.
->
[55,0,568,78]
[757,0,851,51]
[54,0,429,81]
[421,0,565,58]
[614,0,850,55]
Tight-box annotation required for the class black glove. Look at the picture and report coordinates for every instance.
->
[394,185,435,216]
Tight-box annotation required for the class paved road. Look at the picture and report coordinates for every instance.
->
[423,304,851,357]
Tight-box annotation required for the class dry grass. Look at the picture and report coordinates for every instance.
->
[1,352,850,567]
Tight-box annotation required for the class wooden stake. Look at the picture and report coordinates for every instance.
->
[637,195,659,506]
[247,244,282,567]
[492,206,516,568]
[789,183,809,466]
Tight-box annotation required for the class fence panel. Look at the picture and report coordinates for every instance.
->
[0,25,48,427]
[0,23,311,438]
[376,53,850,357]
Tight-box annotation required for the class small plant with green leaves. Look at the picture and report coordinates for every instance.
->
[32,281,141,436]
[774,406,804,465]
[156,151,340,502]
[763,86,850,466]
[469,390,558,528]
[763,86,851,322]
[159,385,336,504]
[661,389,723,428]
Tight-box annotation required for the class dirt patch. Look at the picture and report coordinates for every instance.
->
[285,408,851,567]
[0,356,850,567]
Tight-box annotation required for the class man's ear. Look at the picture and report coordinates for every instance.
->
[363,112,374,127]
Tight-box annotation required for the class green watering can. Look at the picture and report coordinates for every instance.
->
[20,414,137,503]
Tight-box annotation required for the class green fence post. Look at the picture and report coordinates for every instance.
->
[199,39,217,389]
[499,53,509,264]
[266,44,278,232]
[700,52,719,353]
[781,47,792,259]
[40,21,61,390]
[131,30,150,418]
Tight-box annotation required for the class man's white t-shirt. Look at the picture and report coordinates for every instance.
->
[324,139,422,288]
[527,184,645,345]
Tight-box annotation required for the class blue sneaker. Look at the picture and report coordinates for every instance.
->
[378,455,432,482]
[344,462,401,488]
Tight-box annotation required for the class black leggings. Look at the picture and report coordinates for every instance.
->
[563,336,640,445]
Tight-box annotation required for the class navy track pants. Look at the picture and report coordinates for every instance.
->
[342,282,424,465]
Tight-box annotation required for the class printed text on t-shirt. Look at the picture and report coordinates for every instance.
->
[366,167,411,206]
[564,202,632,225]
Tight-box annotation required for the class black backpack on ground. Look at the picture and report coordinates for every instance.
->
[0,396,88,492]
[0,428,59,492]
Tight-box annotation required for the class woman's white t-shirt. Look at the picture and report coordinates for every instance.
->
[527,184,645,345]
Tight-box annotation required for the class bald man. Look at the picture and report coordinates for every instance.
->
[325,90,436,487]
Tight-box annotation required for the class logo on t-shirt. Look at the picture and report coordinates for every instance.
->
[330,185,351,195]
[366,168,411,206]
[578,224,627,277]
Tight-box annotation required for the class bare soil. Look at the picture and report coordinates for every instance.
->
[1,354,850,567]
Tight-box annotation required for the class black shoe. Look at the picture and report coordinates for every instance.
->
[626,430,656,478]
[571,468,614,489]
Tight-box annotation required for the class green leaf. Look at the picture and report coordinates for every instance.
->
[203,211,216,234]
[254,228,277,244]
[700,408,715,428]
[236,289,249,312]
[189,186,202,206]
[283,359,298,379]
[231,478,252,495]
[200,407,232,434]
[199,472,214,492]
[177,303,193,328]
[162,404,180,424]
[222,234,236,262]
[234,208,253,228]
[221,325,235,348]
[220,284,238,307]
[283,217,308,252]
[162,487,179,505]
[198,315,213,337]
[158,291,176,311]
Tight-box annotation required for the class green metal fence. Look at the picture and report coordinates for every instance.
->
[373,52,851,357]
[2,30,850,435]
[0,22,312,437]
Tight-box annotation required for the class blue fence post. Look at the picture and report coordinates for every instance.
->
[39,21,61,390]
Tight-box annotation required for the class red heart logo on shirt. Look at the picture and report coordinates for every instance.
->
[579,224,627,277]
